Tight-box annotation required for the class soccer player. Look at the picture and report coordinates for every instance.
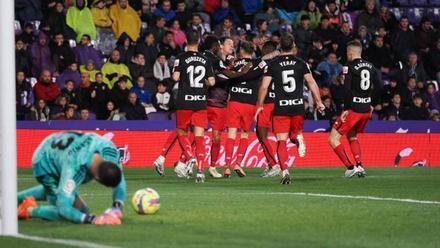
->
[223,41,265,178]
[172,31,215,183]
[17,131,125,225]
[328,40,379,178]
[256,41,282,178]
[153,130,177,176]
[256,34,324,184]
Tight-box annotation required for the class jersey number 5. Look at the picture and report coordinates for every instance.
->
[187,65,206,88]
[282,70,296,92]
[360,69,370,90]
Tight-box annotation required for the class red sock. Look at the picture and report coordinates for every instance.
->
[225,138,235,167]
[160,131,178,157]
[179,152,187,163]
[178,135,193,159]
[195,136,205,172]
[261,138,277,166]
[277,140,289,170]
[236,138,249,164]
[350,139,361,164]
[333,144,352,167]
[211,142,221,167]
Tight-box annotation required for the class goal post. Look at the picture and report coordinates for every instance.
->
[0,0,18,235]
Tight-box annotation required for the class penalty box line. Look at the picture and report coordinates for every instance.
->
[13,234,119,248]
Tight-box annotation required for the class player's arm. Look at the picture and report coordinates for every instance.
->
[205,61,216,87]
[230,62,264,84]
[172,58,181,82]
[112,173,126,209]
[370,69,382,108]
[255,75,272,121]
[342,66,352,111]
[220,62,253,79]
[304,73,325,113]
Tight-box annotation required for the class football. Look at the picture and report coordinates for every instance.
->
[131,188,160,215]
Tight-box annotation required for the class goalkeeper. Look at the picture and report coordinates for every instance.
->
[17,131,126,225]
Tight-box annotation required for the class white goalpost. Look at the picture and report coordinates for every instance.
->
[0,0,18,235]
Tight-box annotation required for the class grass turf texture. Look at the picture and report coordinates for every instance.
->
[3,167,440,248]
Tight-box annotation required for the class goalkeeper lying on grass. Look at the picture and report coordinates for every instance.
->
[17,131,126,225]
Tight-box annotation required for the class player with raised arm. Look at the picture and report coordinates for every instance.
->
[17,131,126,225]
[172,31,215,183]
[256,34,324,184]
[328,40,380,178]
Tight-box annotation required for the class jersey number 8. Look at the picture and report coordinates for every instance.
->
[282,70,296,92]
[360,69,370,90]
[187,65,206,88]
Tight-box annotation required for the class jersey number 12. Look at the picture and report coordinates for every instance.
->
[187,65,205,88]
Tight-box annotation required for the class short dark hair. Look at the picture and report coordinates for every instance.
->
[82,34,91,41]
[186,30,200,45]
[97,161,122,187]
[262,41,277,55]
[240,40,254,55]
[204,35,220,50]
[280,33,295,52]
[219,36,232,45]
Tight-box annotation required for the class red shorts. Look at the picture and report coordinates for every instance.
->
[226,101,256,131]
[257,103,274,128]
[272,115,304,134]
[333,110,370,135]
[207,106,227,131]
[175,109,208,129]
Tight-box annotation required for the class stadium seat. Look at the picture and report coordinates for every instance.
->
[426,8,440,22]
[69,39,77,48]
[398,0,411,6]
[406,8,425,24]
[14,20,21,35]
[148,112,170,120]
[430,0,440,6]
[411,0,429,6]
[389,8,402,20]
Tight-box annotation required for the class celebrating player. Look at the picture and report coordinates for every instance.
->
[172,31,215,183]
[153,130,177,176]
[17,132,125,225]
[256,34,324,184]
[328,40,379,178]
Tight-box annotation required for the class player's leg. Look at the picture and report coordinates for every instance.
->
[289,115,306,158]
[154,130,178,176]
[329,128,357,178]
[233,131,248,177]
[18,185,47,204]
[273,116,292,184]
[192,110,208,183]
[224,128,237,178]
[175,110,194,178]
[74,195,91,214]
[256,104,279,177]
[347,113,370,177]
[209,129,223,178]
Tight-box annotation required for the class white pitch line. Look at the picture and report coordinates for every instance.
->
[13,234,119,248]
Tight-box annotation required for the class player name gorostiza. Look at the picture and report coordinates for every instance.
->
[185,56,206,64]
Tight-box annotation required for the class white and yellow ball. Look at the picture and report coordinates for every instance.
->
[131,188,160,215]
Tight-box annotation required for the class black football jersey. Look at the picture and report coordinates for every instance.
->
[229,58,265,105]
[203,50,229,108]
[343,58,379,113]
[173,51,214,110]
[264,55,310,116]
[263,57,278,104]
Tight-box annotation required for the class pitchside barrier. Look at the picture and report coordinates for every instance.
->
[17,121,440,168]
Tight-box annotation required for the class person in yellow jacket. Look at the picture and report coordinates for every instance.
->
[80,60,100,82]
[91,0,116,56]
[101,49,132,89]
[109,0,141,42]
[66,0,97,43]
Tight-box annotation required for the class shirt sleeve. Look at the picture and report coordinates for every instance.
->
[263,60,273,77]
[205,60,215,79]
[100,142,126,207]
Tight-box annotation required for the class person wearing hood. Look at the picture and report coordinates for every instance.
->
[355,0,382,34]
[73,34,103,69]
[46,1,72,38]
[91,0,116,56]
[296,0,321,29]
[18,23,36,46]
[34,70,61,105]
[50,33,75,74]
[16,71,34,120]
[116,32,135,64]
[30,32,56,77]
[16,38,32,76]
[66,0,97,42]
[80,60,100,82]
[101,49,132,89]
[109,0,141,42]
[57,62,81,88]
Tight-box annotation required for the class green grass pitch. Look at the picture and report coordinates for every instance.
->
[2,167,440,248]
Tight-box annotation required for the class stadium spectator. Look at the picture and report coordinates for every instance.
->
[46,2,71,38]
[61,80,80,109]
[296,0,321,29]
[139,0,154,25]
[80,60,99,82]
[158,31,182,60]
[66,0,96,42]
[153,53,170,82]
[425,83,440,113]
[16,71,34,120]
[61,105,76,120]
[79,108,91,120]
[381,77,400,106]
[204,0,221,14]
[317,95,336,120]
[391,16,416,61]
[316,52,343,86]
[313,16,336,48]
[101,49,132,89]
[355,26,371,51]
[304,99,315,120]
[154,0,175,23]
[364,35,393,80]
[401,77,419,107]
[215,16,237,38]
[379,6,397,32]
[31,32,55,77]
[50,95,69,120]
[111,76,130,108]
[355,0,382,34]
[427,39,440,81]
[74,34,103,69]
[187,13,210,38]
[152,81,172,112]
[213,0,240,26]
[116,32,135,64]
[91,0,116,56]
[401,52,427,86]
[15,38,32,76]
[323,0,341,27]
[34,70,60,105]
[148,16,167,44]
[57,62,81,88]
[104,101,121,120]
[15,0,43,25]
[90,72,110,120]
[385,93,405,120]
[120,92,147,120]
[131,76,152,107]
[336,21,353,62]
[77,72,93,110]
[174,1,192,28]
[50,33,75,75]
[135,32,159,70]
[128,53,154,91]
[295,15,314,60]
[253,2,280,33]
[330,73,345,114]
[168,19,187,49]
[415,17,436,54]
[18,23,36,46]
[404,95,429,120]
[109,0,141,41]
[28,99,50,121]
[308,38,326,70]
[240,0,262,24]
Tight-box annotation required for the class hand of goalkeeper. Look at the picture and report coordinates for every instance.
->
[93,212,121,225]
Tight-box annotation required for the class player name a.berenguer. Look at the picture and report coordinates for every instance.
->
[185,56,207,64]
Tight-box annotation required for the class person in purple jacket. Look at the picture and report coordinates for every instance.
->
[74,34,103,69]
